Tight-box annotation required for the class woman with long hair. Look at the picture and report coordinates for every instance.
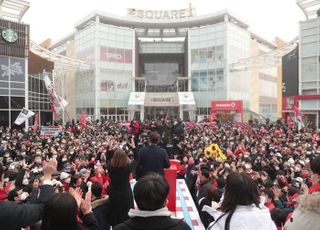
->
[40,189,97,230]
[207,172,276,230]
[107,148,134,228]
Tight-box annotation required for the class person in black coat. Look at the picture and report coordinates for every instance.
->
[107,149,134,228]
[135,132,170,180]
[91,182,110,230]
[0,158,57,230]
[114,173,191,230]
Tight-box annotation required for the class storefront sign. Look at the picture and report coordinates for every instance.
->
[145,93,178,107]
[100,46,132,63]
[101,80,129,92]
[282,96,296,112]
[127,8,193,20]
[211,100,243,111]
[1,28,18,43]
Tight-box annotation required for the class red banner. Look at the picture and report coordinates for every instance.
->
[100,46,132,63]
[211,100,243,112]
[282,96,296,112]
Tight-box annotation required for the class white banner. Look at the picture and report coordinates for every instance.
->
[128,92,145,105]
[14,108,35,125]
[40,126,62,137]
[178,92,196,105]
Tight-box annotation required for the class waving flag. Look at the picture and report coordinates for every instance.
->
[14,108,35,125]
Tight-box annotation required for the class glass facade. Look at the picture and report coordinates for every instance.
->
[0,55,26,127]
[28,73,53,125]
[55,12,279,121]
[300,18,320,111]
[74,23,134,120]
[189,23,227,116]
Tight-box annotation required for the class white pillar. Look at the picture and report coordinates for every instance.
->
[179,105,183,120]
[140,106,144,121]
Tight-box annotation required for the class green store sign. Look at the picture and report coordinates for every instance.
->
[2,28,18,43]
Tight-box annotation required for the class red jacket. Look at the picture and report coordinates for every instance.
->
[309,183,320,194]
[0,188,7,201]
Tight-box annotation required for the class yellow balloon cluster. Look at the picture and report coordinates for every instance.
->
[204,144,227,161]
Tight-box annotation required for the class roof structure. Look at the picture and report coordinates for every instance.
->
[0,0,30,22]
[230,36,298,71]
[296,0,320,19]
[75,9,249,38]
[30,40,92,70]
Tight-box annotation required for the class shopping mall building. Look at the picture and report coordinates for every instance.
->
[51,9,280,122]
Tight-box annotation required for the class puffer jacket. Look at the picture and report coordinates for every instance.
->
[284,192,320,230]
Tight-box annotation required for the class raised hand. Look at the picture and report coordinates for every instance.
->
[81,190,92,215]
[43,158,57,180]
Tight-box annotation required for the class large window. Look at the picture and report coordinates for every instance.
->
[191,45,224,64]
[192,68,224,93]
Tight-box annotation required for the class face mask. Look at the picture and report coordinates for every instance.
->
[260,196,266,204]
[275,166,280,171]
[65,178,71,184]
[19,192,29,201]
[22,178,29,185]
[21,152,26,156]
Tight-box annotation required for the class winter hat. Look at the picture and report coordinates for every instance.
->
[60,172,70,180]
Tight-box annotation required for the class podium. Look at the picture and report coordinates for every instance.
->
[164,159,180,212]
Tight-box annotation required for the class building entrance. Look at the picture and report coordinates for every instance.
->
[145,107,179,120]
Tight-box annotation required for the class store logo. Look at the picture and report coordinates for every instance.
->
[127,8,194,20]
[107,53,122,60]
[2,28,18,43]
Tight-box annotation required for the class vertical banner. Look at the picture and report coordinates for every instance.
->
[43,72,68,117]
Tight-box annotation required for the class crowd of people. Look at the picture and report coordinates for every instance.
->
[0,118,319,230]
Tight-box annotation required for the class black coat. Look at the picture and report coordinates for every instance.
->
[135,145,170,179]
[107,165,134,227]
[113,216,191,230]
[0,184,53,230]
[92,197,110,230]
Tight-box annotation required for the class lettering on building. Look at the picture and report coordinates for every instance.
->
[127,8,194,20]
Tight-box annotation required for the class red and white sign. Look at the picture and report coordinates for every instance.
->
[100,46,132,63]
[282,96,296,112]
[211,100,243,122]
[211,100,243,111]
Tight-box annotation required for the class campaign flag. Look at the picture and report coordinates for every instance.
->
[14,108,35,125]
[80,111,86,128]
[43,72,68,117]
[33,112,39,131]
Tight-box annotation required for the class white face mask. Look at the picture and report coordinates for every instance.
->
[19,192,29,201]
[65,178,71,184]
[22,178,29,185]
[21,152,26,156]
